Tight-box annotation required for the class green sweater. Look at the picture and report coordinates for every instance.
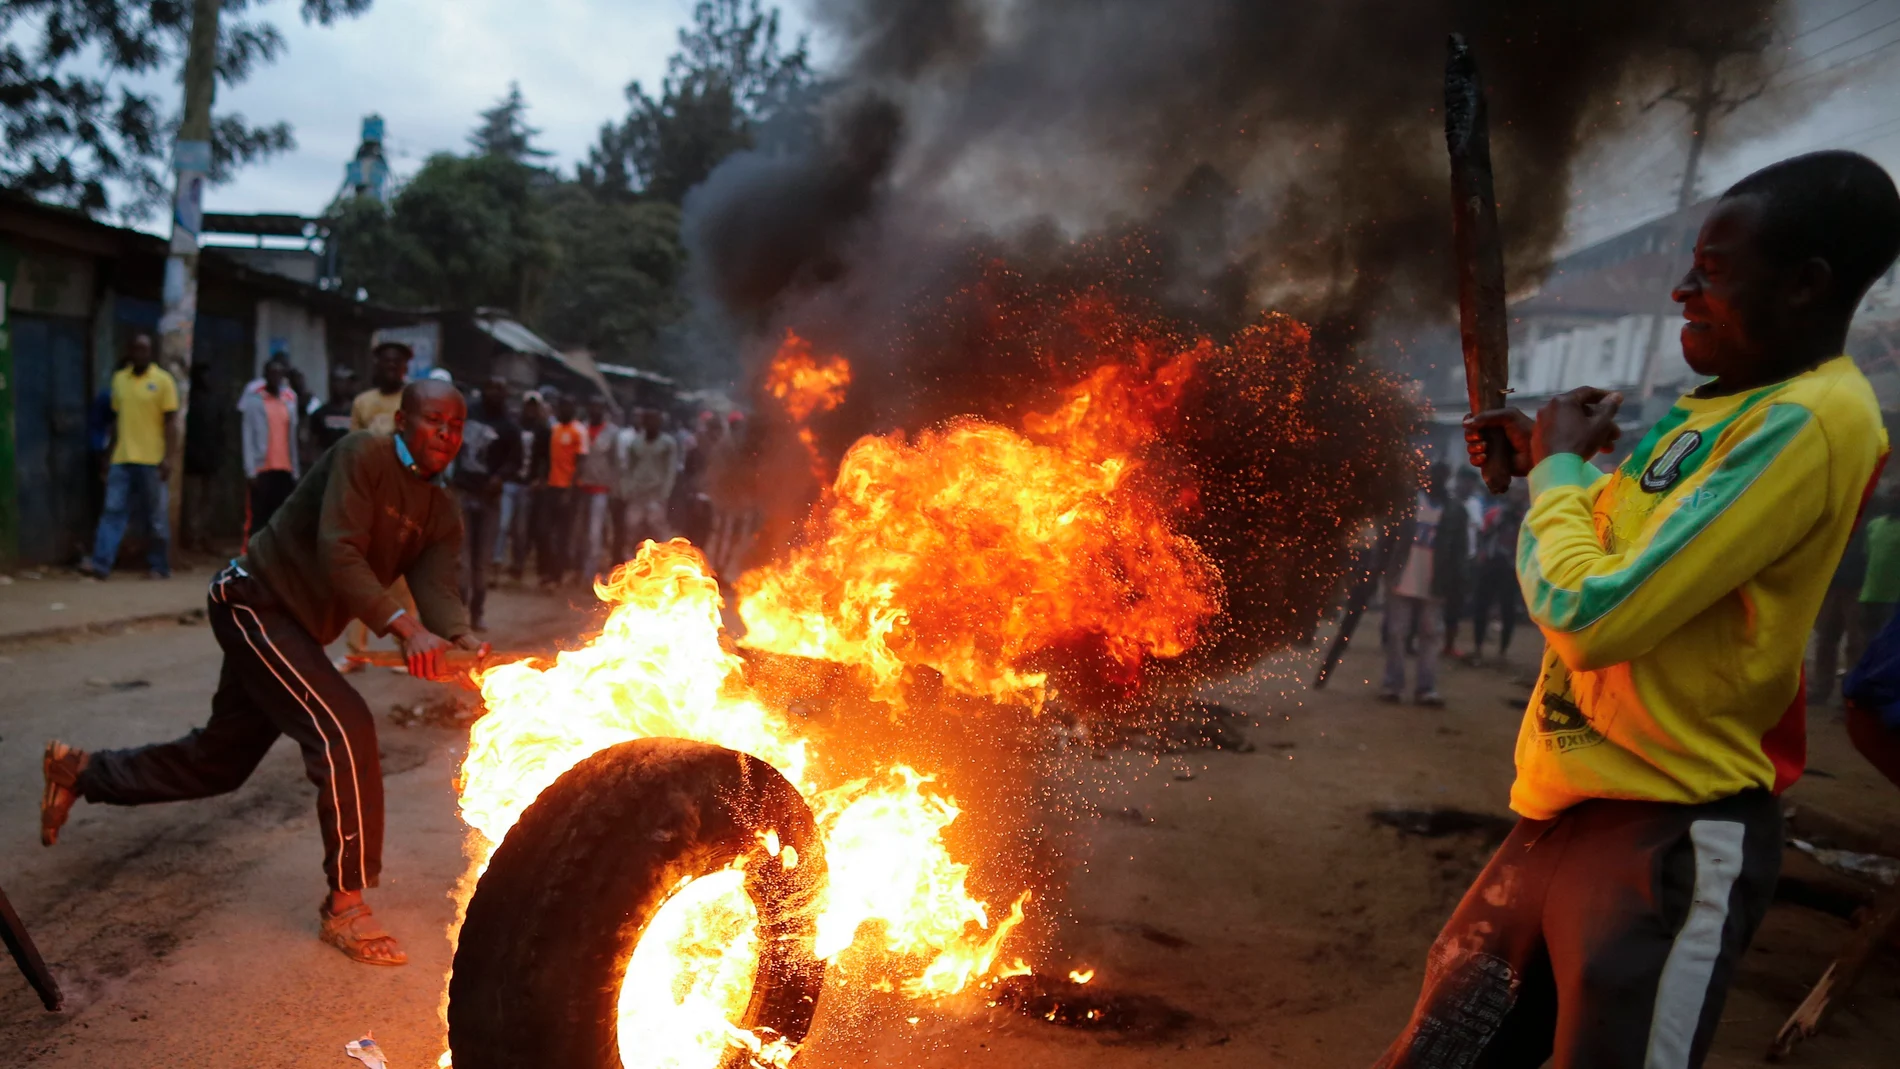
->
[242,431,470,644]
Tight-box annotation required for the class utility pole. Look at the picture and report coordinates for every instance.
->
[158,0,221,532]
[1634,39,1771,405]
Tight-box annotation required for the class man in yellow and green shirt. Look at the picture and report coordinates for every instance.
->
[1377,151,1900,1068]
[80,332,178,579]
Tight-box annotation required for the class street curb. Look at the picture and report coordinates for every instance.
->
[0,607,207,650]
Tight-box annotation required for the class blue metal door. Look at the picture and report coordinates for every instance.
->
[12,314,92,565]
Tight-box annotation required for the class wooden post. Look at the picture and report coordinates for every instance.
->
[0,244,18,569]
[158,0,221,536]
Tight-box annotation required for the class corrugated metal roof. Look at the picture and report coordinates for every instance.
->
[473,315,616,401]
[472,314,565,360]
[596,362,675,386]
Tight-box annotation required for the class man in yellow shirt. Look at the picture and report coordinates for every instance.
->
[1377,151,1900,1067]
[79,333,179,579]
[349,341,409,435]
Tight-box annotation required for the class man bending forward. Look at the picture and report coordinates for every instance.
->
[41,380,480,966]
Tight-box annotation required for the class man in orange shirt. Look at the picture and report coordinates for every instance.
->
[239,357,301,539]
[573,396,621,582]
[539,393,589,588]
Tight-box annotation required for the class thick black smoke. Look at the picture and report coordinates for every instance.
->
[690,0,1785,335]
[685,0,1791,687]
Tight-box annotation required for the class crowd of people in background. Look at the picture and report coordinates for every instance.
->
[64,304,1900,729]
[75,335,756,652]
[1376,459,1532,706]
[1809,485,1900,706]
[1372,442,1900,720]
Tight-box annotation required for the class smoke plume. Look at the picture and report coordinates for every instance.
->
[693,0,1785,327]
[683,0,1791,690]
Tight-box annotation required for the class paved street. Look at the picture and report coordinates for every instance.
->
[0,588,1896,1068]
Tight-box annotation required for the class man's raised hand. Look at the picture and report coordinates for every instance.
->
[1463,408,1535,477]
[1465,387,1622,480]
[1533,387,1623,465]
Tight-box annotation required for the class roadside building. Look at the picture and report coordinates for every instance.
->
[0,194,419,569]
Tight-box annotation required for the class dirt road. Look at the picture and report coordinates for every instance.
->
[1,583,1896,1067]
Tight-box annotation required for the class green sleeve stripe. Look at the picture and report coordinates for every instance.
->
[1617,387,1775,484]
[1665,387,1776,487]
[1529,453,1599,500]
[1521,402,1814,633]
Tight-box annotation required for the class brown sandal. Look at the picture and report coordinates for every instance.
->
[319,902,408,966]
[41,741,87,847]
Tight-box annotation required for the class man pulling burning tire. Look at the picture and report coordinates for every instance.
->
[39,379,481,967]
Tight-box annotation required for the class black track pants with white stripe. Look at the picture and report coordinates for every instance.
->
[78,565,383,892]
[1374,789,1780,1069]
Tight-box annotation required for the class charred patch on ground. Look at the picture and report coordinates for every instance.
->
[989,972,1194,1041]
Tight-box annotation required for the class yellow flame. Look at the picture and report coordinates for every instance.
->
[453,351,1230,1065]
[456,540,1031,1068]
[1068,968,1095,985]
[616,868,765,1069]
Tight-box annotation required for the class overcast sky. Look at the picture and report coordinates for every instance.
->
[195,0,1900,252]
[1564,0,1900,249]
[202,0,822,220]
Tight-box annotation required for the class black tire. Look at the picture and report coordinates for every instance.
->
[448,738,827,1069]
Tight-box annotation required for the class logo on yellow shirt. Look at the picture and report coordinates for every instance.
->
[1639,429,1702,493]
[1532,648,1605,753]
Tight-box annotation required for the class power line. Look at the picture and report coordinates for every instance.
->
[1788,0,1892,45]
[1571,4,1900,251]
[1776,32,1900,91]
[1844,123,1900,151]
[1796,8,1900,65]
[1769,111,1900,159]
[1770,12,1900,87]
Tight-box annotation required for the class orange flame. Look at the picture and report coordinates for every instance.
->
[735,349,1221,708]
[764,330,852,481]
[454,338,1236,1067]
[764,330,852,424]
[457,541,1031,1068]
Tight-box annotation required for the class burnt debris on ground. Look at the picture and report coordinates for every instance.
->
[989,973,1193,1041]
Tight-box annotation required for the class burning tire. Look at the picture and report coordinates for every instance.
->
[448,738,827,1069]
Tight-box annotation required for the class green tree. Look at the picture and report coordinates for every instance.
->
[331,153,556,314]
[538,184,688,366]
[0,0,373,219]
[582,0,811,203]
[470,81,553,164]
